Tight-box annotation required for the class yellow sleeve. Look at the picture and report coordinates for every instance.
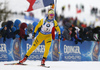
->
[34,19,43,33]
[54,20,61,35]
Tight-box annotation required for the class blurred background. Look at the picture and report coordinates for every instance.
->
[0,0,100,42]
[0,0,100,27]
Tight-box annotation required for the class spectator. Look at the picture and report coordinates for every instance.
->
[18,23,29,40]
[68,4,70,10]
[79,28,84,41]
[13,19,21,38]
[1,22,7,27]
[0,23,7,42]
[32,22,39,37]
[71,27,83,44]
[6,21,16,39]
[55,26,64,40]
[92,27,100,41]
[62,23,72,40]
[0,21,1,28]
[71,27,78,43]
[73,17,78,26]
[83,27,93,41]
[62,18,70,27]
[27,23,33,39]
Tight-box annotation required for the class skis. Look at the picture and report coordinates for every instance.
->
[4,63,50,68]
[4,63,27,65]
[38,65,50,68]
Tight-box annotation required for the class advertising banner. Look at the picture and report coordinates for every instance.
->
[52,40,60,61]
[60,40,100,61]
[60,41,81,61]
[0,38,9,61]
[0,38,100,61]
[0,38,21,61]
[92,42,100,61]
[13,38,21,60]
[80,41,94,61]
[21,39,52,61]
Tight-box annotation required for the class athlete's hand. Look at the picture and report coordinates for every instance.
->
[32,33,36,39]
[24,35,29,41]
[58,34,61,40]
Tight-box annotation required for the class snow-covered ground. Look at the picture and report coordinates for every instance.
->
[0,60,100,70]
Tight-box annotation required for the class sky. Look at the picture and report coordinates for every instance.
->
[1,0,100,13]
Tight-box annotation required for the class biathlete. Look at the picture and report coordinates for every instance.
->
[19,9,61,66]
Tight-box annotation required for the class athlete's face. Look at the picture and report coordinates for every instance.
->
[48,14,55,20]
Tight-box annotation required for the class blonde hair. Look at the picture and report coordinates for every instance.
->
[48,9,54,15]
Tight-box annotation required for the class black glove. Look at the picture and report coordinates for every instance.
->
[24,35,29,41]
[32,33,36,39]
[20,36,22,40]
[97,39,99,42]
[3,37,6,43]
[78,39,83,44]
[58,34,61,39]
[1,28,6,35]
[14,30,20,35]
[13,36,15,39]
[3,35,7,43]
[0,32,2,38]
[38,26,41,32]
[75,40,78,44]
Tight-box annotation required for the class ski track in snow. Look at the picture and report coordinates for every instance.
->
[0,60,100,70]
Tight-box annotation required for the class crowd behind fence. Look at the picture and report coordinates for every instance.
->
[0,16,100,45]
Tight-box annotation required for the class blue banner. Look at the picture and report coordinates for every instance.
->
[60,40,100,61]
[92,42,100,61]
[21,39,52,61]
[0,38,21,61]
[13,38,21,60]
[0,38,100,61]
[0,38,9,61]
[52,40,60,61]
[60,41,81,61]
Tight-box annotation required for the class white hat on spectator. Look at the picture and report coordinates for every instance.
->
[75,27,80,32]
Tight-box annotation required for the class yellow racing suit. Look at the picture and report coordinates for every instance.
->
[26,18,61,58]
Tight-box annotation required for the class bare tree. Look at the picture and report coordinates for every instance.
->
[0,1,11,22]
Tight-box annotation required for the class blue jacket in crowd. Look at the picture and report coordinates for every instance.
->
[55,26,64,40]
[13,19,21,38]
[32,22,39,37]
[6,21,16,39]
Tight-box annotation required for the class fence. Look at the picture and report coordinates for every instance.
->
[0,38,100,61]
